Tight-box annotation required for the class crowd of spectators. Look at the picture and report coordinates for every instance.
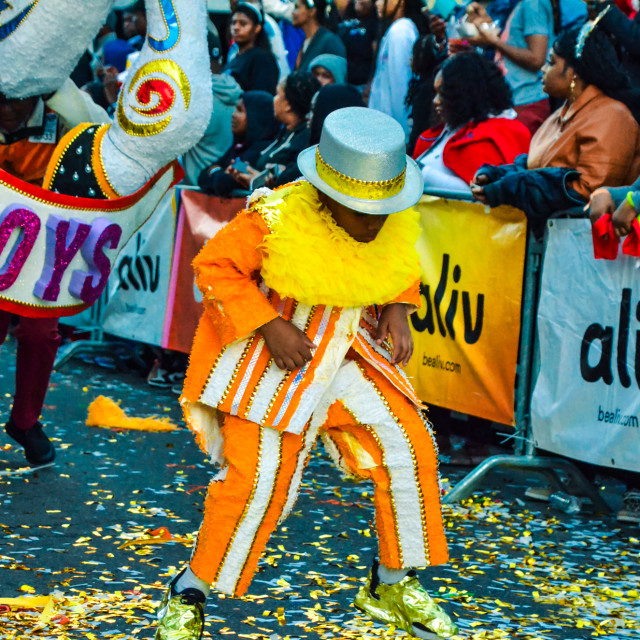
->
[71,0,640,218]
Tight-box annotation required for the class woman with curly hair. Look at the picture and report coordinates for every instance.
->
[471,25,640,235]
[465,0,587,134]
[405,33,444,155]
[412,51,531,191]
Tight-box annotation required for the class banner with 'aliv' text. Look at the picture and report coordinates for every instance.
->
[403,197,527,426]
[532,219,640,472]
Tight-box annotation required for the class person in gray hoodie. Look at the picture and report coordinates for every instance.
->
[181,36,243,185]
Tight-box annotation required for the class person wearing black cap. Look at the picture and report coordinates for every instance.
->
[223,2,280,94]
[308,82,365,145]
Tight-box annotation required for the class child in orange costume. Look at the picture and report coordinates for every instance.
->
[155,108,458,640]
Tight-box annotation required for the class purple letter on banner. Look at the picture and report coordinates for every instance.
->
[0,205,41,291]
[69,218,122,305]
[34,215,91,302]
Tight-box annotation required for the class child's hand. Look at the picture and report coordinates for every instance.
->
[376,303,414,366]
[259,317,316,371]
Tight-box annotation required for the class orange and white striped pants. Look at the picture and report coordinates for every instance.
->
[190,358,449,597]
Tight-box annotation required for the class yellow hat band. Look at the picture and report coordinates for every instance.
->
[315,148,406,200]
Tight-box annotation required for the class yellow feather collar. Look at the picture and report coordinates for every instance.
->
[252,181,421,308]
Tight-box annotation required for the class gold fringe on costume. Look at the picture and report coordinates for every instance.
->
[86,395,177,432]
[253,182,421,308]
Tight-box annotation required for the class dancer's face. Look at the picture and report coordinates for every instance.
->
[318,191,389,243]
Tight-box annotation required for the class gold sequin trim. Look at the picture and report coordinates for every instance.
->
[354,362,430,563]
[220,338,256,404]
[234,430,284,593]
[93,124,121,198]
[339,402,403,565]
[11,0,41,34]
[198,345,229,403]
[263,306,316,424]
[244,358,273,418]
[316,148,405,200]
[212,427,264,586]
[117,59,191,137]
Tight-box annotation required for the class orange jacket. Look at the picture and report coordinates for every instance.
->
[182,204,422,436]
[0,136,58,186]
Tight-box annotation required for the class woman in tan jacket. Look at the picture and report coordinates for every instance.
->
[471,24,640,234]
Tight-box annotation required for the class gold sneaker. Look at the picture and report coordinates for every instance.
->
[155,569,206,640]
[354,564,458,639]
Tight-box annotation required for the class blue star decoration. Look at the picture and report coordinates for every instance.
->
[0,2,13,12]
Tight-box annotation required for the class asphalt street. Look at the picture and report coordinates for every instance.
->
[0,336,639,640]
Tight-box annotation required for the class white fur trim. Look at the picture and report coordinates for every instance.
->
[181,399,224,465]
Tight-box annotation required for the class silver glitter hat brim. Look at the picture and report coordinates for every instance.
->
[297,145,424,216]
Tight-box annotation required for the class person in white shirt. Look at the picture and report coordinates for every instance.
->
[368,0,429,141]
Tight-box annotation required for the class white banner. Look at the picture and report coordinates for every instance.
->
[0,163,178,317]
[531,219,640,472]
[99,190,177,346]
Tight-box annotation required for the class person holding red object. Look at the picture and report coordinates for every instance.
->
[588,180,640,254]
[471,24,640,236]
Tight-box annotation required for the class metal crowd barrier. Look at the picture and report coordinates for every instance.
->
[423,190,609,510]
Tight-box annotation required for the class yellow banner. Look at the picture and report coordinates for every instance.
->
[404,197,527,425]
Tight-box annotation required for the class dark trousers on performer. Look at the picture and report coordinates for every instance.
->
[0,311,61,431]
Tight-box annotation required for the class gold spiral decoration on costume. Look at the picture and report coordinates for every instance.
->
[117,59,191,137]
[315,149,405,200]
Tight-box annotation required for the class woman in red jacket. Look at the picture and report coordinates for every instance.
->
[413,51,531,192]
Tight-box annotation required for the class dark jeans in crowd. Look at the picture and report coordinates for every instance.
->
[0,312,61,431]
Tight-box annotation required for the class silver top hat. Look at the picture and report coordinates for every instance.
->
[297,107,424,215]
